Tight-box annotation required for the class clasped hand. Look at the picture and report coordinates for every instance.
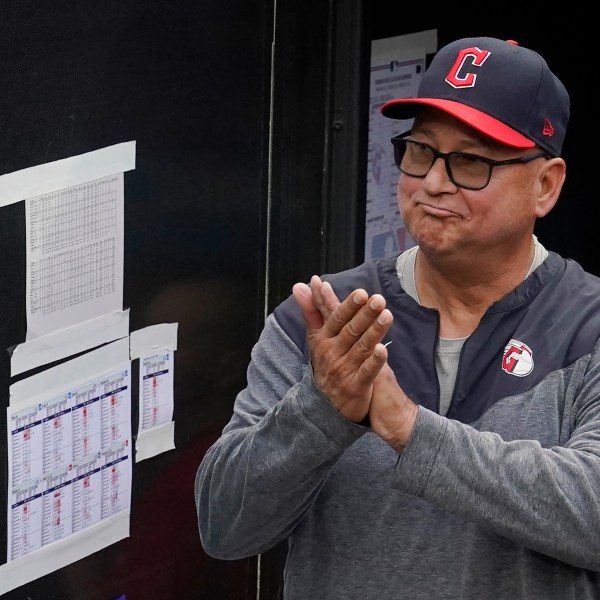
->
[292,276,418,451]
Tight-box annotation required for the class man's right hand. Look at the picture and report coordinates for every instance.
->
[292,276,392,423]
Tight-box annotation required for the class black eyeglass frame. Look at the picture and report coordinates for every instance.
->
[390,131,550,191]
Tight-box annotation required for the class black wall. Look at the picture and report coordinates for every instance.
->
[0,2,272,599]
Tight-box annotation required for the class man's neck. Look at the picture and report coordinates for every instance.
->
[414,237,536,338]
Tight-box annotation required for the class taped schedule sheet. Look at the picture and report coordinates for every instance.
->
[0,338,132,595]
[131,323,178,462]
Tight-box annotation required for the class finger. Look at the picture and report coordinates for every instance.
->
[332,293,388,350]
[320,281,341,318]
[311,277,341,321]
[308,275,327,317]
[292,282,324,333]
[321,288,369,338]
[353,341,389,386]
[350,307,393,359]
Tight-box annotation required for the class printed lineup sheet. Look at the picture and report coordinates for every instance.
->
[140,352,174,430]
[131,323,178,462]
[365,29,437,261]
[0,338,132,595]
[25,173,124,341]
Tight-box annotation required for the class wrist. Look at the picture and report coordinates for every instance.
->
[370,378,419,451]
[387,401,418,452]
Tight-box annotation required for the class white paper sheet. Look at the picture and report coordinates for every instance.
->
[138,351,175,431]
[4,339,132,591]
[25,172,125,340]
[130,324,178,462]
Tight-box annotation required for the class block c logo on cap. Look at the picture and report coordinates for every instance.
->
[445,47,491,89]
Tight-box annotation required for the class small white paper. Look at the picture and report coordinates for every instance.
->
[131,324,178,462]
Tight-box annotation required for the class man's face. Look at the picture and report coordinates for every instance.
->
[397,107,542,259]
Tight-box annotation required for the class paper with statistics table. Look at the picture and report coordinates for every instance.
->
[25,172,124,341]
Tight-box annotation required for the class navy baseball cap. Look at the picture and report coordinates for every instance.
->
[380,37,569,157]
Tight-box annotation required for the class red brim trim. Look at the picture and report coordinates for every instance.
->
[380,98,535,149]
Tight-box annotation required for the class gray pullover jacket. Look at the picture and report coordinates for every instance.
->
[195,252,600,599]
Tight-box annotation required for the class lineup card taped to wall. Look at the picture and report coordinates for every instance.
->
[131,323,178,462]
[139,352,174,430]
[365,30,437,261]
[0,339,131,594]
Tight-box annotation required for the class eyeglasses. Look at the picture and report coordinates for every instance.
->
[390,132,549,191]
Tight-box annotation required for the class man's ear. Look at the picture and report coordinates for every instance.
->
[535,157,566,218]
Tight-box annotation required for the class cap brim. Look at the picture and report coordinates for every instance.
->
[380,98,536,149]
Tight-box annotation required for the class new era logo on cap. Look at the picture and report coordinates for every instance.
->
[381,37,570,157]
[543,119,555,137]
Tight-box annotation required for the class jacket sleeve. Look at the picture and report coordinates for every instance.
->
[393,342,600,572]
[195,312,366,560]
